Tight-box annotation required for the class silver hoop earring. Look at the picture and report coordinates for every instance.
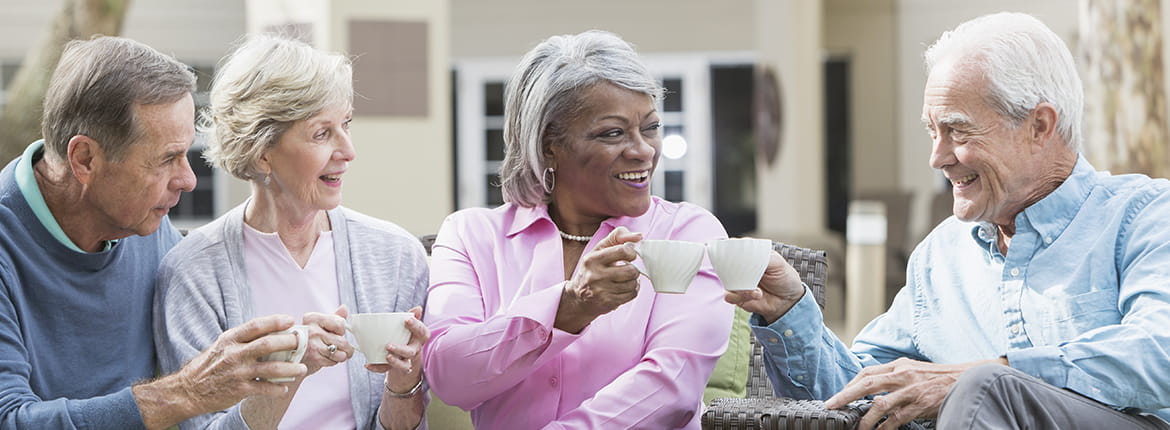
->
[542,167,556,194]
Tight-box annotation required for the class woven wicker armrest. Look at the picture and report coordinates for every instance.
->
[703,397,868,430]
[702,398,933,430]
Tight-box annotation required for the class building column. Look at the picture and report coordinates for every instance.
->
[754,0,826,241]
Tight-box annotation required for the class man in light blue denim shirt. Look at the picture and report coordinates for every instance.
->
[726,12,1170,430]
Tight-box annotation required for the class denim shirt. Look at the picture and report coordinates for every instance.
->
[753,156,1170,421]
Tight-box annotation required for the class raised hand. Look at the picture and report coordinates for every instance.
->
[365,306,429,394]
[171,314,309,412]
[555,226,643,333]
[302,305,355,375]
[723,251,805,324]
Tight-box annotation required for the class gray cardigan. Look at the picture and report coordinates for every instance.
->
[153,203,429,430]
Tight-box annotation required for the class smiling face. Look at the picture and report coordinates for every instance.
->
[86,93,197,238]
[547,83,661,225]
[259,103,355,217]
[922,58,1050,226]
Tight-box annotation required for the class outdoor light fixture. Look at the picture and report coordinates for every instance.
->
[662,134,688,159]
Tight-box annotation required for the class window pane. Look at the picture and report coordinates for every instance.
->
[664,170,684,202]
[191,190,214,217]
[174,150,215,220]
[711,65,756,236]
[485,173,503,206]
[663,78,682,112]
[484,82,505,116]
[485,129,505,161]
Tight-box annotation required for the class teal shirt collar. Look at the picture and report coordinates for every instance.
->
[15,140,113,253]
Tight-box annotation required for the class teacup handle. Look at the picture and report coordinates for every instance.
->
[630,245,651,279]
[343,321,361,352]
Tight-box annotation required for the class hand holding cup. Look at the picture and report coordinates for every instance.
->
[166,314,308,414]
[257,324,309,382]
[353,307,429,394]
[723,250,806,325]
[555,226,643,333]
[301,304,355,375]
[706,238,772,291]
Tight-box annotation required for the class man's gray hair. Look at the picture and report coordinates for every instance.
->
[499,30,664,207]
[41,36,196,162]
[201,33,353,181]
[924,12,1084,150]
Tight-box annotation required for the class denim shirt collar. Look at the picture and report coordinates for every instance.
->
[969,155,1097,255]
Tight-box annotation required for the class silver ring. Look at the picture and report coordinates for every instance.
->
[326,344,337,354]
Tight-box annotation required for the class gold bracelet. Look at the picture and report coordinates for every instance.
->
[385,375,427,398]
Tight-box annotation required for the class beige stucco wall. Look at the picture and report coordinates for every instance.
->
[450,0,757,58]
[233,0,452,236]
[754,0,826,240]
[331,0,452,236]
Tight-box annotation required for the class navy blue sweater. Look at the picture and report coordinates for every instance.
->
[0,155,181,429]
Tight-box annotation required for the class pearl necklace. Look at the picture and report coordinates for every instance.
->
[558,230,592,243]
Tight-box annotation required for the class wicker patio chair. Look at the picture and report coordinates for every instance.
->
[702,242,933,430]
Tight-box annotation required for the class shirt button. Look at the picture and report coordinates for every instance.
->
[795,375,805,381]
[1044,236,1053,244]
[1011,325,1021,334]
[782,329,794,337]
[549,377,558,387]
[768,337,780,343]
[1010,268,1020,277]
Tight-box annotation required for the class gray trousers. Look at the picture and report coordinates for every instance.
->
[937,364,1169,429]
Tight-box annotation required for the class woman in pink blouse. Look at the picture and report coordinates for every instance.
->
[423,30,734,429]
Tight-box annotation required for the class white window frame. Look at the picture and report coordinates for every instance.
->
[453,52,754,211]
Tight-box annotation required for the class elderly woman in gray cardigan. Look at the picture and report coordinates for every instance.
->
[153,34,428,430]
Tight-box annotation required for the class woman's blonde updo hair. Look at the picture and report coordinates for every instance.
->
[200,33,353,180]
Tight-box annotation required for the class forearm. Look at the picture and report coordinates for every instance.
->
[552,341,724,428]
[377,391,425,430]
[1007,335,1170,409]
[239,385,297,430]
[0,385,146,430]
[751,290,866,399]
[425,286,579,408]
[133,376,200,430]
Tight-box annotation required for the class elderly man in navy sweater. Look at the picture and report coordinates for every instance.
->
[0,36,307,429]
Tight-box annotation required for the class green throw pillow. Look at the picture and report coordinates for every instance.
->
[703,307,751,404]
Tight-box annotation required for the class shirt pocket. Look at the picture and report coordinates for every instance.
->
[1037,289,1121,345]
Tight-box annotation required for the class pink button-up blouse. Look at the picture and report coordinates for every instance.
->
[423,197,735,429]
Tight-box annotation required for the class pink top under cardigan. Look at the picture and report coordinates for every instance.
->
[423,197,734,429]
[246,226,356,430]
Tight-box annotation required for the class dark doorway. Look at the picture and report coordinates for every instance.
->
[825,57,851,236]
[710,65,757,236]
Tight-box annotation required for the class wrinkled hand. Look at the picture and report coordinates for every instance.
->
[723,251,804,324]
[302,305,355,375]
[825,358,1003,430]
[366,306,429,394]
[555,226,643,333]
[173,314,308,412]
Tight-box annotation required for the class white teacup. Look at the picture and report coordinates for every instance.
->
[707,238,772,291]
[259,324,308,382]
[635,239,706,294]
[347,312,412,364]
